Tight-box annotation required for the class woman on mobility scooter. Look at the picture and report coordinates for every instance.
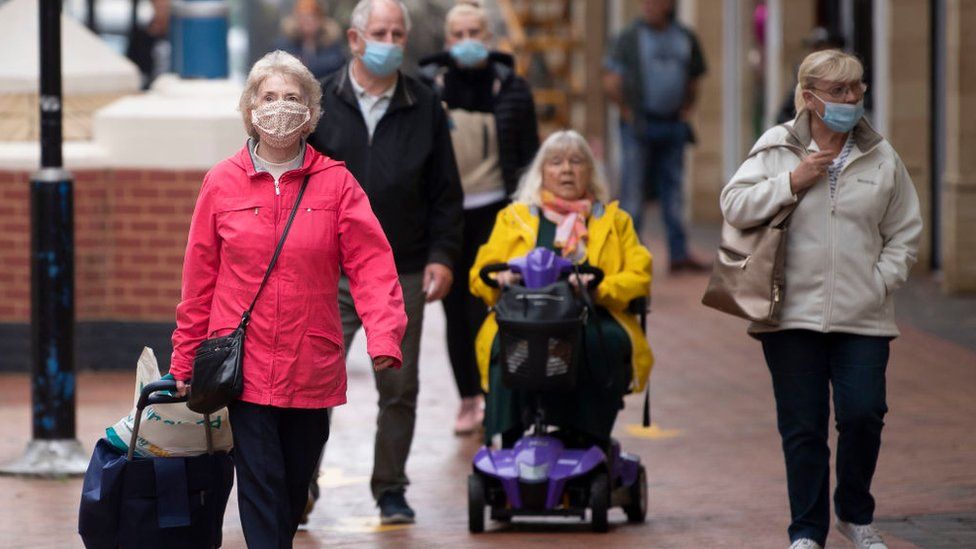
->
[467,130,654,531]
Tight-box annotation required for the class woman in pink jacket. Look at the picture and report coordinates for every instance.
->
[169,51,407,548]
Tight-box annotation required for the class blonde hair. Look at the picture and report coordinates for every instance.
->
[793,49,864,114]
[513,130,610,205]
[239,50,324,140]
[444,1,488,37]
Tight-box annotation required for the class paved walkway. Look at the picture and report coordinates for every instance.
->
[1,218,974,548]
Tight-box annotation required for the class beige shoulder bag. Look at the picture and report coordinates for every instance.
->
[701,142,807,325]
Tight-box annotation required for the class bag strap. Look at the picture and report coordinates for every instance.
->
[242,174,311,326]
[745,126,811,230]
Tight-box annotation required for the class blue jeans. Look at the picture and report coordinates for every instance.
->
[759,330,890,546]
[619,118,689,262]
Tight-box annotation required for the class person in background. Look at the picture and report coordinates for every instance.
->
[603,0,708,273]
[307,0,463,525]
[418,0,539,436]
[721,50,922,549]
[170,50,407,548]
[127,0,170,89]
[272,0,347,80]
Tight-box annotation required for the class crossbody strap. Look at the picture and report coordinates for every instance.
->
[241,174,311,326]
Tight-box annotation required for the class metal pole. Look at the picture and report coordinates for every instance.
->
[30,170,75,441]
[0,0,87,478]
[39,0,63,169]
[86,0,97,32]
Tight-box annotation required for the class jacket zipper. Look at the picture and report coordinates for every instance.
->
[269,174,282,400]
[822,149,867,330]
[822,193,837,331]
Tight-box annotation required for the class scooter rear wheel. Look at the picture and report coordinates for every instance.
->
[624,464,648,523]
[468,473,486,533]
[589,471,610,533]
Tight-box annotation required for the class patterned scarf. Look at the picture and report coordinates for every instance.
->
[540,189,593,263]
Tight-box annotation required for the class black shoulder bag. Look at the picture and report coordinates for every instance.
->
[187,175,310,414]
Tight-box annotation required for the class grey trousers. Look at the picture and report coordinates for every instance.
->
[338,272,425,500]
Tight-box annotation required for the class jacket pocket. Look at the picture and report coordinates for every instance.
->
[294,329,345,395]
[215,200,269,257]
[873,265,888,308]
[289,197,338,255]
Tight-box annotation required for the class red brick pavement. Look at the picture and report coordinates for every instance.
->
[1,240,974,548]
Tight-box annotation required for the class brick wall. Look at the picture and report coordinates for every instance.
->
[0,168,206,325]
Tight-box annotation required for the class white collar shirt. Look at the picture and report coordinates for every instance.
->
[348,65,397,140]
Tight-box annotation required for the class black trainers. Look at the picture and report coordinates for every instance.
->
[378,490,415,525]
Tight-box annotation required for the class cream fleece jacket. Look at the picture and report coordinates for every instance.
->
[720,111,922,337]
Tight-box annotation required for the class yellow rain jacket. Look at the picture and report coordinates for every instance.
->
[469,201,654,393]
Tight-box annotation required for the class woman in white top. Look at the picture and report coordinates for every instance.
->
[720,49,922,549]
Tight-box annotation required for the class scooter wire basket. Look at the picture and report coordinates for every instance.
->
[481,258,603,393]
[496,309,584,392]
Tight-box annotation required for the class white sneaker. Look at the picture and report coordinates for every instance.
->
[789,539,822,549]
[836,519,888,549]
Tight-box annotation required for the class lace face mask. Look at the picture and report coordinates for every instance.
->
[250,100,311,148]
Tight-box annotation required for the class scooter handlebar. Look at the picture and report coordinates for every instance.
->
[572,265,605,290]
[479,262,605,290]
[479,263,510,289]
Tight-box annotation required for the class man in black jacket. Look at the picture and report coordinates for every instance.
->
[307,0,463,525]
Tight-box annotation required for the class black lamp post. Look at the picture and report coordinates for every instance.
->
[0,0,87,477]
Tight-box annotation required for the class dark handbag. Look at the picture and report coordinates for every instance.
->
[701,141,807,325]
[187,175,310,414]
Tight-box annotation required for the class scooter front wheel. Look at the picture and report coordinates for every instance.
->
[468,473,486,533]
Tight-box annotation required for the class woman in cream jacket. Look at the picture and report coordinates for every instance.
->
[720,50,921,549]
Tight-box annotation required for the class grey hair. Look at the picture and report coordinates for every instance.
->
[239,50,323,140]
[512,130,610,205]
[350,0,412,33]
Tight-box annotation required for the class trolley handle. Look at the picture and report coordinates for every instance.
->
[128,379,214,461]
[136,379,185,409]
[479,263,511,289]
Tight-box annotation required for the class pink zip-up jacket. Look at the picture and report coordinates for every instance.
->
[170,143,407,408]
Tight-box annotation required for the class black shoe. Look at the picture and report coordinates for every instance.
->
[377,490,415,525]
[299,481,320,525]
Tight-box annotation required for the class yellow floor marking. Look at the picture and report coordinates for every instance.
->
[326,516,413,533]
[316,467,370,489]
[624,422,682,439]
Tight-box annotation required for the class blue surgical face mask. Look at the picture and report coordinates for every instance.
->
[449,39,489,68]
[360,37,404,77]
[811,93,864,133]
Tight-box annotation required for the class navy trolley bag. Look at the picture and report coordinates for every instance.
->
[78,380,234,549]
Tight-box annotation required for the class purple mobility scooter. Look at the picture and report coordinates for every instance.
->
[470,248,648,533]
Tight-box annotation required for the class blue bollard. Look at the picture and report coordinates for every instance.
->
[170,0,230,79]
